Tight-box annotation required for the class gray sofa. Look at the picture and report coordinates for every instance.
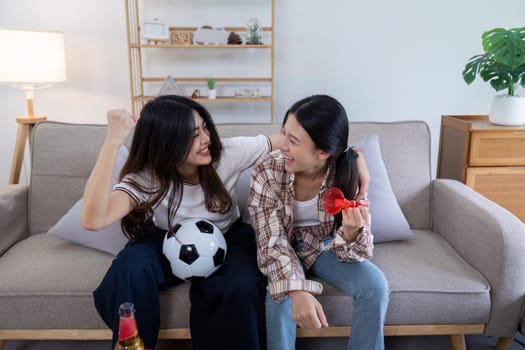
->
[1,120,525,350]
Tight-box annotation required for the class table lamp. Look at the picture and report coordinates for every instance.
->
[0,29,66,184]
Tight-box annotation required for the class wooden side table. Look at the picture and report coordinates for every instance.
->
[437,115,525,222]
[9,115,47,184]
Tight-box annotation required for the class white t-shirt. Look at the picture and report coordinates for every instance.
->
[293,196,320,227]
[114,135,270,233]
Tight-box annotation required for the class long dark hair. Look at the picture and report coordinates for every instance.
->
[283,95,359,228]
[120,95,232,240]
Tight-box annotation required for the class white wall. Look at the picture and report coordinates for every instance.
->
[0,0,524,185]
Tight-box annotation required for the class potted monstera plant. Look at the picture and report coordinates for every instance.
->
[463,27,525,125]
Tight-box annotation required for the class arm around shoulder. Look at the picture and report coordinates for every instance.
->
[266,133,282,151]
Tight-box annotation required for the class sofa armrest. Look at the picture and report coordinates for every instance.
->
[432,179,525,336]
[0,184,29,256]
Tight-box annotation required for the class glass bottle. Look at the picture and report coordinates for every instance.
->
[246,18,262,45]
[114,302,145,350]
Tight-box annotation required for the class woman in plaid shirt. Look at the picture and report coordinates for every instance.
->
[248,95,389,350]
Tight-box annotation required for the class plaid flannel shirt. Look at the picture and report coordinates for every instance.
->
[248,151,373,303]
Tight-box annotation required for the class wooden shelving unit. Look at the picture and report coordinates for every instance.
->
[125,0,275,121]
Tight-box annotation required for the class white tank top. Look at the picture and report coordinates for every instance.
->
[293,196,320,227]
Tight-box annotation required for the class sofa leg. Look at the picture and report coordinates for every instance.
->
[449,334,466,350]
[0,339,4,350]
[495,336,513,350]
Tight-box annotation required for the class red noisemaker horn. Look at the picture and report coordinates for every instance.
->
[322,187,368,215]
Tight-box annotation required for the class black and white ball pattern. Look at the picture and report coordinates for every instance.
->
[163,218,227,280]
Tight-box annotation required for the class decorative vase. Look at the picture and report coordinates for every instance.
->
[246,18,262,45]
[489,94,525,126]
[208,89,216,100]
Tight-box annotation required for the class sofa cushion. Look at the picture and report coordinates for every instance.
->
[47,199,129,256]
[0,234,112,329]
[315,230,491,325]
[356,134,412,242]
[0,231,490,331]
[47,145,130,255]
[30,123,109,235]
[0,234,191,329]
[349,122,431,230]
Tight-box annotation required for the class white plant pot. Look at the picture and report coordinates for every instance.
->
[208,89,217,100]
[489,94,525,126]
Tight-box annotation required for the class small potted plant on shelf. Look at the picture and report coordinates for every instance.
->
[207,77,216,100]
[462,26,525,126]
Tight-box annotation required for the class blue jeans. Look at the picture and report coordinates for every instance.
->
[265,250,389,350]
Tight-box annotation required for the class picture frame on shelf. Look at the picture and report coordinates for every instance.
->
[141,18,169,44]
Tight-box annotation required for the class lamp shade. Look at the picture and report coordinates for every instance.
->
[0,29,66,84]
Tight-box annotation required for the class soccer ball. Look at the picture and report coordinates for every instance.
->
[162,218,227,280]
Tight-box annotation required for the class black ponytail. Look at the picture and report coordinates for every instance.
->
[333,148,359,228]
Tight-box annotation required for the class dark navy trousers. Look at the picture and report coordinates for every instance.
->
[93,221,266,350]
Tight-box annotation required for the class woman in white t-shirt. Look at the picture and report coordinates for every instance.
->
[81,95,280,350]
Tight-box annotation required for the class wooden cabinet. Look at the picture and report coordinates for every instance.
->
[437,115,525,222]
[124,0,275,122]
